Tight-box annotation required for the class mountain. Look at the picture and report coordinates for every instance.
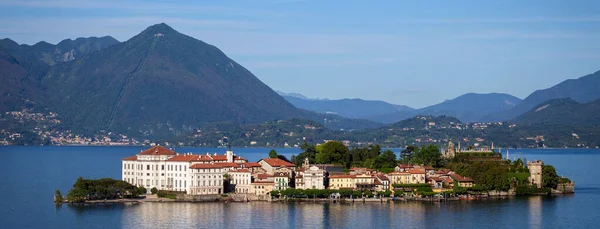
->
[276,91,312,100]
[512,98,600,127]
[417,93,522,122]
[493,70,600,121]
[37,23,303,137]
[280,93,414,123]
[0,36,119,78]
[0,47,42,111]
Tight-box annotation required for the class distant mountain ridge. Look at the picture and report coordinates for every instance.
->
[280,93,414,121]
[512,98,600,127]
[490,70,600,121]
[281,92,520,123]
[417,93,522,123]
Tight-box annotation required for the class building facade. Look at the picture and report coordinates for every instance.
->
[121,146,247,194]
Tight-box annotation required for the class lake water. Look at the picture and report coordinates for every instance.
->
[1,146,599,228]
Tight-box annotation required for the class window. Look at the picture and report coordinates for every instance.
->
[147,165,150,170]
[162,165,164,170]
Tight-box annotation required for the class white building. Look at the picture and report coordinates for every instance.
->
[121,146,247,194]
[295,158,325,189]
[229,169,252,193]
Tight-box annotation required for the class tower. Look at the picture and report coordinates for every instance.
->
[303,157,310,169]
[226,150,234,163]
[528,160,543,188]
[444,141,456,158]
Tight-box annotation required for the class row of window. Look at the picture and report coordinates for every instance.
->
[123,163,189,172]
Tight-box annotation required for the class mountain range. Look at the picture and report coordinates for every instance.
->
[1,23,599,142]
[281,92,522,123]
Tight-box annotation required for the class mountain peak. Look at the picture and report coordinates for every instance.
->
[143,23,178,36]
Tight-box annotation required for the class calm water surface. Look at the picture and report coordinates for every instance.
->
[0,146,599,228]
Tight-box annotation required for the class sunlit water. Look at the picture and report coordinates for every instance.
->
[1,146,599,228]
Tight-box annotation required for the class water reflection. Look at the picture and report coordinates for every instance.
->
[528,196,543,229]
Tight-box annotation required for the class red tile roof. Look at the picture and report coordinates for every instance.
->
[167,154,201,162]
[214,162,241,168]
[409,169,426,174]
[242,162,261,168]
[450,174,475,182]
[122,155,137,161]
[257,174,271,180]
[377,174,389,181]
[138,146,176,156]
[189,164,225,169]
[260,158,295,167]
[374,179,383,185]
[430,177,444,182]
[397,164,414,168]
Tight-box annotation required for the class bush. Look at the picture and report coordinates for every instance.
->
[139,187,147,195]
[151,187,158,194]
[54,190,63,203]
[157,190,177,199]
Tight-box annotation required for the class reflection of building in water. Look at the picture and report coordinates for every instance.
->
[121,203,228,228]
[528,160,544,188]
[528,196,543,229]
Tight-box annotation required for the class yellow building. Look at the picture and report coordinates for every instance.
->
[250,181,275,196]
[329,175,356,190]
[387,172,411,187]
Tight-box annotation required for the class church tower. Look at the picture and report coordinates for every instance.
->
[226,150,234,163]
[303,157,310,169]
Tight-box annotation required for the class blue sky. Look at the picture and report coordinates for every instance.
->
[1,0,600,108]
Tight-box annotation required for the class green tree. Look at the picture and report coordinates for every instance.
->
[374,149,397,169]
[269,149,278,158]
[411,145,443,167]
[54,190,63,203]
[315,141,349,166]
[151,187,158,194]
[400,145,417,163]
[542,165,560,189]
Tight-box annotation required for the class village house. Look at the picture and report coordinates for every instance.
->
[395,164,414,172]
[409,169,426,184]
[228,169,251,193]
[355,174,375,191]
[387,171,411,186]
[375,174,390,192]
[450,174,475,188]
[250,181,275,196]
[329,174,356,190]
[273,172,290,191]
[258,158,295,175]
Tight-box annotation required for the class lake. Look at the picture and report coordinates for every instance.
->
[0,146,599,228]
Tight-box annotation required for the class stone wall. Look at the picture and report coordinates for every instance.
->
[175,194,220,202]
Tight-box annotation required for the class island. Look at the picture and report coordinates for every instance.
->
[55,141,574,204]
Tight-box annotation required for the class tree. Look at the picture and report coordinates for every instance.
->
[400,145,417,163]
[374,150,397,169]
[542,165,560,189]
[315,141,349,166]
[54,190,63,203]
[269,149,278,158]
[151,187,158,195]
[411,145,443,167]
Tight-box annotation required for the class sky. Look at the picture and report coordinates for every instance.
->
[1,0,600,108]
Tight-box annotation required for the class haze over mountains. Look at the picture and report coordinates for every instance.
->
[1,23,599,141]
[281,92,522,123]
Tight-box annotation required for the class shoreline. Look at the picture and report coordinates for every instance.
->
[58,192,575,205]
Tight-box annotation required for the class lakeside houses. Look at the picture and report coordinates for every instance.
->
[121,146,487,197]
